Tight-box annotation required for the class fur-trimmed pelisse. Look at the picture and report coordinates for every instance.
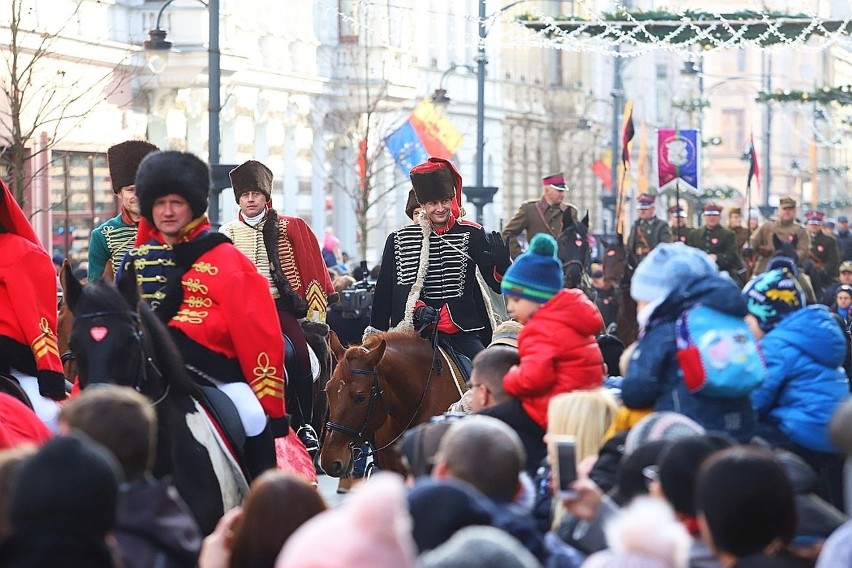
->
[229,160,273,202]
[135,151,210,222]
[107,140,159,193]
[410,164,456,204]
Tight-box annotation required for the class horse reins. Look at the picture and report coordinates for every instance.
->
[326,337,439,461]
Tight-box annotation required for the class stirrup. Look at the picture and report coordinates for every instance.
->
[297,425,319,454]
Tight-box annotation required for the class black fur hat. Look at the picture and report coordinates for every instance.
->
[229,160,273,203]
[107,140,159,193]
[135,151,210,222]
[410,161,456,204]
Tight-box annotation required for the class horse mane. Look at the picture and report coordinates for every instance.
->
[76,282,199,399]
[360,330,421,351]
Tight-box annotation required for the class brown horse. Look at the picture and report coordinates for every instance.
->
[601,232,639,347]
[321,330,463,477]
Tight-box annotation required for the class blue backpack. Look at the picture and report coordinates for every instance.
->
[675,305,766,398]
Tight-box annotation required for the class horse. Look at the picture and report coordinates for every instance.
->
[557,208,594,300]
[62,264,250,535]
[320,330,464,477]
[601,232,639,347]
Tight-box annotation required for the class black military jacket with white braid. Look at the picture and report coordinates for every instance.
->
[370,218,501,333]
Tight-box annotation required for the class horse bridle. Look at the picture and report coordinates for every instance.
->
[325,342,438,461]
[72,310,166,403]
[325,366,387,452]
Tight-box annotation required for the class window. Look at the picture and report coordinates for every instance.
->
[720,109,745,154]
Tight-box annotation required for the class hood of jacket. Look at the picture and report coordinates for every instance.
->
[534,288,603,335]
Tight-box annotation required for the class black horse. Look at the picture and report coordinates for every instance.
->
[557,208,594,300]
[63,265,248,535]
[601,232,639,347]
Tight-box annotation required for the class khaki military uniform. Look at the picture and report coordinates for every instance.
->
[749,220,810,275]
[729,226,750,252]
[502,198,577,259]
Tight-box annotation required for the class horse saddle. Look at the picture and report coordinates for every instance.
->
[283,334,321,384]
[0,373,33,410]
[436,339,472,394]
[197,385,246,454]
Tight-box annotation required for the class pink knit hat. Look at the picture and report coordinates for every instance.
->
[275,472,417,568]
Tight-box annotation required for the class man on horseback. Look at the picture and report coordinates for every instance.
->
[369,157,509,360]
[805,211,839,300]
[87,140,159,281]
[686,203,742,286]
[220,159,335,455]
[627,193,670,263]
[502,172,578,259]
[668,205,692,244]
[0,180,66,431]
[120,151,284,479]
[749,196,810,276]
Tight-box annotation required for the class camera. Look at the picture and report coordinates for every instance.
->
[332,260,375,319]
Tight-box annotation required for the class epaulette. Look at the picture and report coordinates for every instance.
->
[457,218,482,229]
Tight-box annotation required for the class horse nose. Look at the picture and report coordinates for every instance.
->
[325,459,346,477]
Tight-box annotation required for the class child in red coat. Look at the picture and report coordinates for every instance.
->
[501,234,604,429]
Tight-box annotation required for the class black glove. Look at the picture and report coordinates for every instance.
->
[270,415,291,438]
[487,231,512,274]
[414,305,440,328]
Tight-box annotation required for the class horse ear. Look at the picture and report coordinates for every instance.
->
[562,207,575,232]
[772,233,783,250]
[616,231,625,247]
[582,210,590,230]
[62,261,82,313]
[329,330,347,360]
[116,262,140,308]
[365,339,387,368]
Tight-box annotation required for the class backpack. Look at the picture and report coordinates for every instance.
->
[675,304,766,398]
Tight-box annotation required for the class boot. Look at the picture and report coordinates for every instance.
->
[289,370,318,456]
[243,422,276,482]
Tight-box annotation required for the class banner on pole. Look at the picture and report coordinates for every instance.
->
[657,129,700,193]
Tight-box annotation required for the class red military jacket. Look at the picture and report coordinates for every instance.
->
[131,218,286,418]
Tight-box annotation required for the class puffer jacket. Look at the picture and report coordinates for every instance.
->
[621,275,757,442]
[503,288,604,429]
[752,305,849,453]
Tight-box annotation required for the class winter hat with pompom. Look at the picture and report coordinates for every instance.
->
[501,233,563,303]
[275,472,417,568]
[631,243,718,304]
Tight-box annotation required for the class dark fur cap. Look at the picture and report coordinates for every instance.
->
[410,161,456,204]
[107,140,159,193]
[405,188,420,220]
[135,151,210,222]
[229,160,273,202]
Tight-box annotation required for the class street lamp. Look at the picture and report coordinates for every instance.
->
[143,0,222,225]
[464,0,530,226]
[430,64,476,106]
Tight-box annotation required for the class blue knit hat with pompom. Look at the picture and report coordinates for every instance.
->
[500,234,562,303]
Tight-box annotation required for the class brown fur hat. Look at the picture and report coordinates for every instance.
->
[405,188,420,220]
[107,140,159,193]
[229,160,273,202]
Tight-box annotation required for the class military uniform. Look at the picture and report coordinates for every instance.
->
[808,230,840,281]
[627,217,671,262]
[88,214,137,281]
[371,158,506,360]
[687,225,740,279]
[502,198,573,259]
[87,140,158,281]
[749,220,810,275]
[671,225,693,245]
[730,226,750,252]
